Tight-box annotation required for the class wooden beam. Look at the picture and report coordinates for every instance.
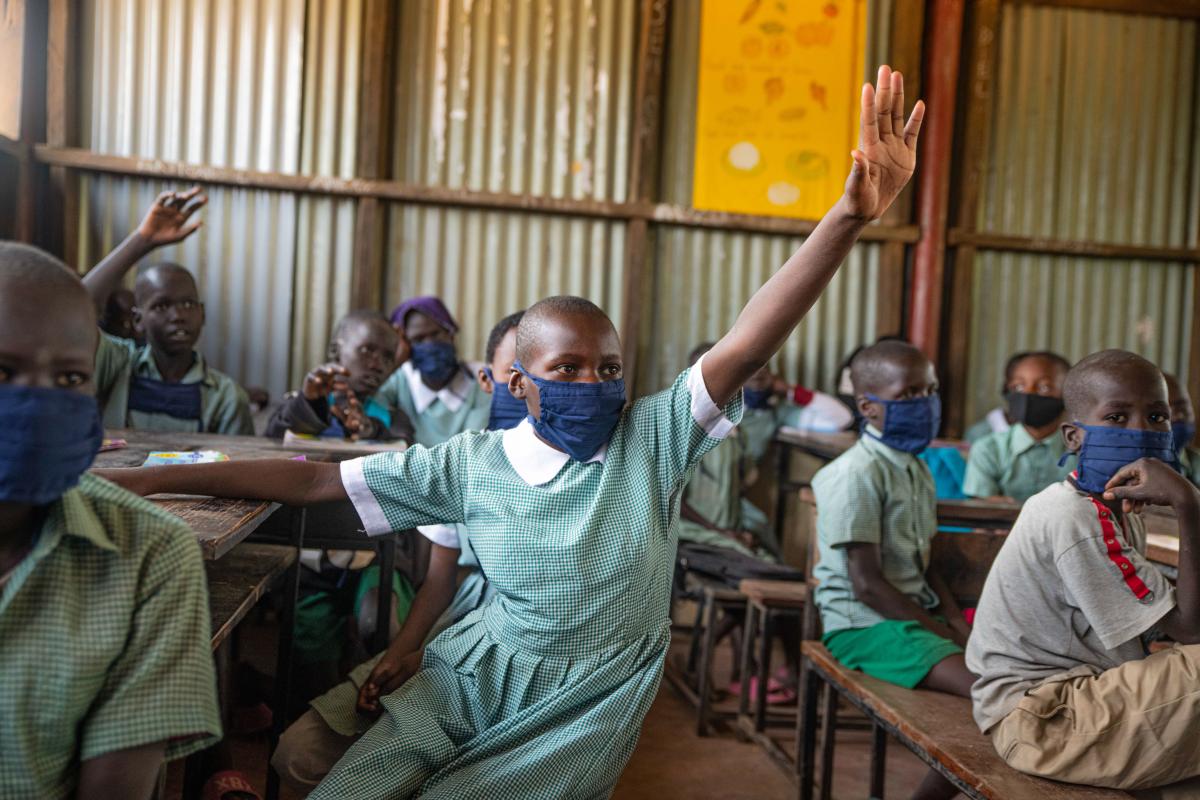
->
[947,229,1200,263]
[620,0,670,397]
[908,0,965,362]
[46,0,77,267]
[648,204,920,242]
[351,0,398,311]
[1007,0,1200,19]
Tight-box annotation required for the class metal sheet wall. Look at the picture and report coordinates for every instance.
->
[73,0,357,398]
[383,0,635,363]
[964,4,1200,424]
[644,0,894,392]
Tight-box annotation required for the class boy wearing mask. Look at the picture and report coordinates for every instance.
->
[378,296,490,447]
[97,65,922,799]
[0,242,220,799]
[963,351,1074,502]
[1165,373,1199,486]
[968,350,1200,794]
[82,187,254,436]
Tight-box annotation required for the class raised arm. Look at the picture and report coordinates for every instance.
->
[703,66,924,406]
[82,187,208,311]
[93,459,347,507]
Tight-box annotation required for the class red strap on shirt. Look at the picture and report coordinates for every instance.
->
[1086,495,1151,601]
[791,386,815,406]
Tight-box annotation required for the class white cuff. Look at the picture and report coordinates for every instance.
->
[418,524,461,548]
[688,354,736,440]
[340,458,392,536]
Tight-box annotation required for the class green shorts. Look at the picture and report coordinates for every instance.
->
[823,619,963,689]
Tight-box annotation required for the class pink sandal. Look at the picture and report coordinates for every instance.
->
[201,770,262,800]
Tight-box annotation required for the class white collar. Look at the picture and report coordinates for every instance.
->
[985,406,1011,434]
[402,360,475,414]
[501,418,607,486]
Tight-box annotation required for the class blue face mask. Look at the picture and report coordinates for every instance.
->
[484,367,528,431]
[1172,420,1196,454]
[743,387,773,410]
[410,341,460,383]
[0,385,103,505]
[863,393,941,454]
[512,361,626,461]
[1063,422,1179,494]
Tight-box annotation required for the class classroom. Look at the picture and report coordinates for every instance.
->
[2,0,1199,798]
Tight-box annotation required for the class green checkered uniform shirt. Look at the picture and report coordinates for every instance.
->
[963,423,1074,502]
[0,474,221,799]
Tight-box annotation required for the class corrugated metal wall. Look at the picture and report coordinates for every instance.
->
[641,0,894,392]
[964,4,1200,424]
[74,0,358,397]
[383,0,636,365]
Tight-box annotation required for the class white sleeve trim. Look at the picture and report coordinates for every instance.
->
[340,458,393,536]
[417,524,461,548]
[689,354,736,440]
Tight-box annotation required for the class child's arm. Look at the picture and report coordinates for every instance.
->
[1105,459,1200,643]
[845,542,966,646]
[702,66,923,407]
[926,566,971,643]
[357,542,461,714]
[81,187,207,310]
[93,459,348,506]
[76,742,166,800]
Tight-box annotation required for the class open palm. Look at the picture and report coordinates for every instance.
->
[843,65,924,221]
[137,186,207,246]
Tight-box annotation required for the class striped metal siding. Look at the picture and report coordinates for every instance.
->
[384,0,635,364]
[644,0,894,392]
[964,4,1200,424]
[73,0,358,398]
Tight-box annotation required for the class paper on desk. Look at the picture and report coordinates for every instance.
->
[143,451,230,466]
[99,438,127,452]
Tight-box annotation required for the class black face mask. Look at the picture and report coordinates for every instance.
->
[1005,391,1064,428]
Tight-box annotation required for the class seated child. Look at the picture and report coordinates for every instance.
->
[963,350,1073,502]
[378,296,490,447]
[266,310,415,442]
[98,287,139,342]
[270,311,524,793]
[97,64,923,799]
[967,350,1200,794]
[740,363,854,460]
[81,188,254,435]
[963,351,1044,446]
[0,242,220,799]
[1165,372,1199,486]
[814,340,975,800]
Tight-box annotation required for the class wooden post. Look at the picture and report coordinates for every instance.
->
[47,0,77,266]
[907,0,964,361]
[620,0,669,396]
[15,0,47,245]
[351,0,398,311]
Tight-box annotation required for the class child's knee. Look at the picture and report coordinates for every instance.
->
[272,709,357,789]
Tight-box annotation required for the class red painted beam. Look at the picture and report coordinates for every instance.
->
[908,0,965,359]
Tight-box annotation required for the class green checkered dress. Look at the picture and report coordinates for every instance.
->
[0,474,221,799]
[316,365,741,799]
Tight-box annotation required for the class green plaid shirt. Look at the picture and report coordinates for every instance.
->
[963,423,1073,502]
[0,474,221,799]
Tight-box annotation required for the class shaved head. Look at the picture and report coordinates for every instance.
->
[850,339,931,396]
[515,295,616,364]
[1063,349,1166,421]
[134,262,197,304]
[0,241,90,304]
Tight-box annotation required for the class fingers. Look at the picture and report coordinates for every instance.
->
[891,70,905,134]
[859,83,879,146]
[903,100,926,151]
[180,194,208,220]
[875,65,893,136]
[1103,461,1144,492]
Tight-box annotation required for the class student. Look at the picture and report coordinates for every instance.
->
[967,350,1200,794]
[813,340,974,800]
[963,351,1073,502]
[270,311,524,793]
[81,188,255,435]
[0,242,220,799]
[96,65,923,799]
[963,352,1043,446]
[1165,372,1200,486]
[98,287,139,343]
[377,296,490,447]
[741,364,854,461]
[266,310,415,442]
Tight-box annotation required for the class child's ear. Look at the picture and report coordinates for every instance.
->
[855,394,874,418]
[510,371,527,400]
[1061,421,1083,452]
[327,341,340,362]
[132,306,145,335]
[478,368,494,394]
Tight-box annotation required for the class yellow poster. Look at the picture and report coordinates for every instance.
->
[692,0,867,219]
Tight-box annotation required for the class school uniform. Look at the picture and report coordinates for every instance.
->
[963,423,1074,502]
[0,474,221,799]
[964,406,1010,445]
[307,360,740,799]
[375,361,490,448]
[676,431,772,560]
[93,333,254,435]
[967,480,1200,791]
[1180,447,1200,486]
[812,431,961,688]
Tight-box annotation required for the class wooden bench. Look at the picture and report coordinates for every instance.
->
[205,542,297,652]
[798,641,1133,799]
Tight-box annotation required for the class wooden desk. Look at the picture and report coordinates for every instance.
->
[206,543,297,652]
[773,428,858,462]
[936,498,1021,530]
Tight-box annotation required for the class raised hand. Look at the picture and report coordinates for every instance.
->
[843,65,925,221]
[302,364,351,401]
[137,186,208,247]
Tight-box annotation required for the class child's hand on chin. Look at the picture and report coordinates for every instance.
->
[1103,458,1200,514]
[841,65,925,222]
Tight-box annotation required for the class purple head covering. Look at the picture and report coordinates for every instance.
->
[389,296,459,334]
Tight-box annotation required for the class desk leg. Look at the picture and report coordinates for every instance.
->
[374,535,396,655]
[266,507,305,800]
[774,444,791,551]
